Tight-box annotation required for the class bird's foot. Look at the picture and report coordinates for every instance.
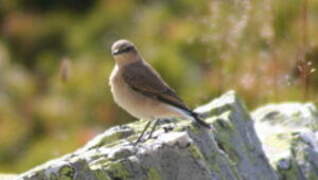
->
[157,118,177,125]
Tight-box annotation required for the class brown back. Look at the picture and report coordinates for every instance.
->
[122,61,190,112]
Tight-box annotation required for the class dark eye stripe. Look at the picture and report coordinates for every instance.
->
[113,46,134,55]
[121,46,133,53]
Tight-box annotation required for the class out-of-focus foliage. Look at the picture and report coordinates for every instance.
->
[0,0,317,173]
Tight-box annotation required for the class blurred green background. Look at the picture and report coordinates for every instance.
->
[0,0,317,173]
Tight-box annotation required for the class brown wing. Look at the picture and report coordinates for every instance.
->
[122,61,190,112]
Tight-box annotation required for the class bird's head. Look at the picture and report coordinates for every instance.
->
[111,39,137,55]
[111,39,140,66]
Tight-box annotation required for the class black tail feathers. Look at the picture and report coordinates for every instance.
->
[191,112,211,129]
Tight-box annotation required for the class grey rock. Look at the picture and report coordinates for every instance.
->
[17,91,318,180]
[252,103,318,130]
[252,102,318,180]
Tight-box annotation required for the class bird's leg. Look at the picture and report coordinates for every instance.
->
[134,120,153,145]
[146,119,160,140]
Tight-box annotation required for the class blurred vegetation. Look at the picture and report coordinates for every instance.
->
[0,0,318,173]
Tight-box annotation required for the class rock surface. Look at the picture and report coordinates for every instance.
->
[252,103,318,180]
[0,174,18,180]
[16,91,318,180]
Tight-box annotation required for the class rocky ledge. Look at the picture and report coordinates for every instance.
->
[16,91,318,180]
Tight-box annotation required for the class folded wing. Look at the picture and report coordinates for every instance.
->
[122,61,191,113]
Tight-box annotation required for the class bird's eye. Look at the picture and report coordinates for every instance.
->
[122,46,133,52]
[112,46,134,55]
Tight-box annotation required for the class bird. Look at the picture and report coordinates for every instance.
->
[109,39,210,144]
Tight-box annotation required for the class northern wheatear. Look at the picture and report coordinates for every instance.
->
[109,39,210,143]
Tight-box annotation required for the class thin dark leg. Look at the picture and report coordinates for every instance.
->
[147,119,160,140]
[134,120,153,145]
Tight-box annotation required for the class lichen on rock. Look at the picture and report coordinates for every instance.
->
[253,102,318,180]
[16,91,318,180]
